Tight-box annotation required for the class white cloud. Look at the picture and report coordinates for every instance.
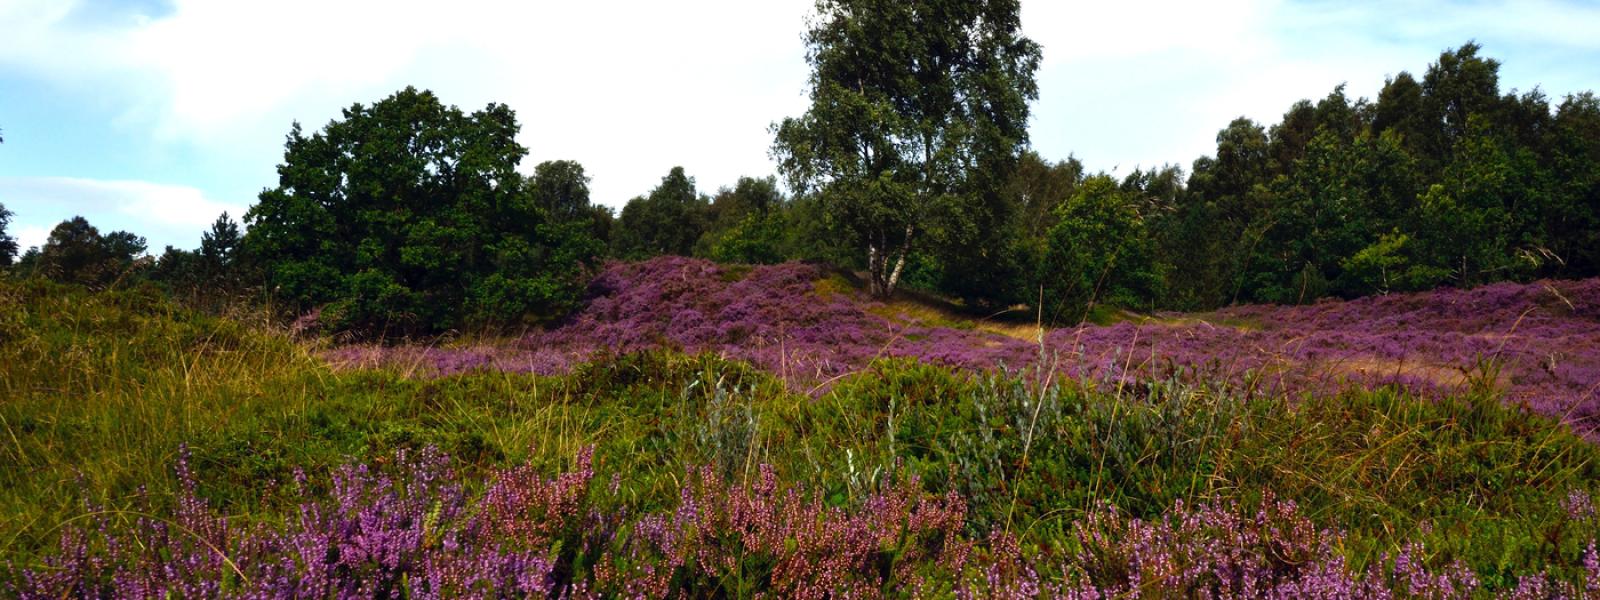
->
[0,176,248,253]
[0,0,816,207]
[2,0,1598,217]
[15,225,50,255]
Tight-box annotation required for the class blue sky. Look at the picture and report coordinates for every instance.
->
[3,0,1599,253]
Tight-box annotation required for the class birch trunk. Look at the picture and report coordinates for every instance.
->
[880,224,914,299]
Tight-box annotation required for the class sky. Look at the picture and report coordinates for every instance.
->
[2,0,1599,253]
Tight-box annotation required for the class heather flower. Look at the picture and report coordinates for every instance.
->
[1565,489,1596,521]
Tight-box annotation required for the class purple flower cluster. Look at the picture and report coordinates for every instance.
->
[1065,495,1490,599]
[12,448,1600,598]
[327,257,1600,437]
[6,447,998,599]
[1043,277,1600,436]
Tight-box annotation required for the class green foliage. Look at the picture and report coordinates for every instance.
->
[1038,176,1160,322]
[707,213,787,265]
[149,246,201,293]
[695,176,791,265]
[1338,232,1448,295]
[771,192,856,267]
[243,87,602,336]
[199,212,242,280]
[27,216,147,287]
[1546,92,1600,275]
[529,160,592,223]
[772,0,1041,298]
[706,176,783,230]
[0,202,16,267]
[151,213,251,309]
[3,285,1598,587]
[1003,151,1086,246]
[612,166,709,259]
[1137,42,1600,311]
[134,38,1597,327]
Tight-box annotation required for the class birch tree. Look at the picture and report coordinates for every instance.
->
[771,0,1040,298]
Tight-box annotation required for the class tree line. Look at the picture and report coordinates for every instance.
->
[1,0,1597,334]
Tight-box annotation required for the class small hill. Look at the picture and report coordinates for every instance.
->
[327,256,1600,436]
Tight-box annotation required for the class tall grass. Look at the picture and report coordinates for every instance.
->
[2,277,1598,592]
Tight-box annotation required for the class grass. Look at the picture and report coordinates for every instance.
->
[2,276,1597,590]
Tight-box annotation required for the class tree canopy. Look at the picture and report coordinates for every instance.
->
[612,167,709,259]
[26,216,146,286]
[772,0,1041,298]
[10,37,1600,330]
[0,203,16,268]
[243,87,603,335]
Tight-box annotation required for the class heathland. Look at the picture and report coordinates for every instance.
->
[3,1,1600,597]
[3,265,1599,597]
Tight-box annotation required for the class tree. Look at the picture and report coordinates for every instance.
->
[190,212,250,303]
[1039,176,1159,323]
[529,160,593,223]
[1422,42,1503,151]
[698,176,786,260]
[0,202,17,267]
[1412,117,1536,286]
[1546,92,1600,276]
[149,213,250,307]
[611,167,708,259]
[529,160,613,253]
[1373,72,1430,161]
[772,0,1041,298]
[36,216,146,286]
[0,135,11,266]
[244,87,603,335]
[1003,151,1084,243]
[705,176,783,230]
[151,246,202,293]
[708,213,789,265]
[200,212,242,282]
[200,213,241,266]
[1173,118,1274,306]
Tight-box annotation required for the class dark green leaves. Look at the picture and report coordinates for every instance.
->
[27,216,146,287]
[243,87,603,336]
[0,202,16,268]
[613,167,709,259]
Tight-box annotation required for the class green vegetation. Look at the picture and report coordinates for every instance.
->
[150,212,248,310]
[5,3,1600,595]
[1038,174,1163,322]
[11,215,146,287]
[0,201,16,267]
[780,31,1600,317]
[241,86,605,336]
[612,167,710,259]
[772,0,1041,299]
[7,39,1596,332]
[4,278,1596,590]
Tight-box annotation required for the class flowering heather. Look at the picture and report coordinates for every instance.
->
[12,447,1599,599]
[327,256,1600,436]
[1044,277,1600,437]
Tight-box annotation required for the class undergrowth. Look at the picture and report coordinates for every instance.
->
[2,278,1597,593]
